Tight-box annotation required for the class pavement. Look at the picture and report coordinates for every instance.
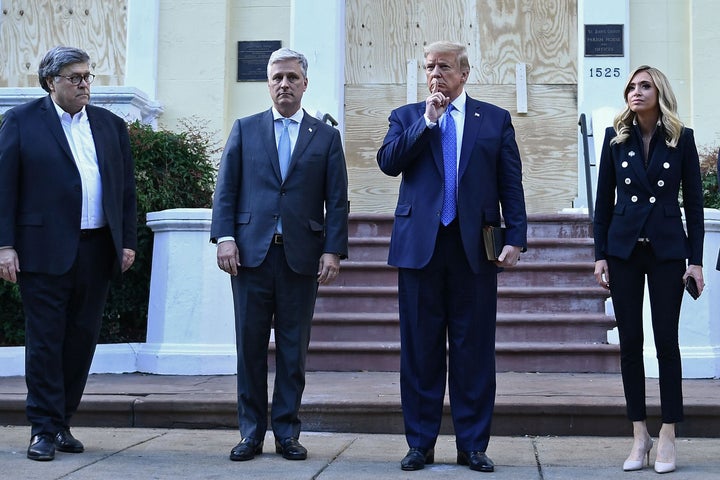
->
[1,372,720,479]
[2,426,720,479]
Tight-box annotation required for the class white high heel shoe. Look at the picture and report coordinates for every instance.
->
[654,441,676,474]
[623,438,653,471]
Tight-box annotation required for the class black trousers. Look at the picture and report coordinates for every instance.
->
[607,244,686,424]
[18,228,114,436]
[230,243,318,442]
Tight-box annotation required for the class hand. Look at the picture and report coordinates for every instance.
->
[121,248,135,273]
[594,260,610,290]
[217,240,241,276]
[317,253,340,284]
[683,264,704,296]
[495,245,521,267]
[0,248,20,283]
[425,78,450,123]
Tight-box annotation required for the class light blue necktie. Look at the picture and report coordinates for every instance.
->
[278,118,292,180]
[276,118,292,233]
[441,104,457,225]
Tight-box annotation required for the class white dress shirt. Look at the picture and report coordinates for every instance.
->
[53,101,106,229]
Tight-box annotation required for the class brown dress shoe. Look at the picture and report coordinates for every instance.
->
[27,434,55,461]
[275,438,307,460]
[55,429,85,453]
[229,438,263,461]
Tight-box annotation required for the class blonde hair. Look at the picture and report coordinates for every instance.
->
[423,41,470,72]
[611,65,683,147]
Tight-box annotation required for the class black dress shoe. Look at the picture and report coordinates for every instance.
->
[27,434,55,461]
[275,438,307,460]
[400,447,434,471]
[457,450,495,472]
[229,438,263,461]
[55,429,84,453]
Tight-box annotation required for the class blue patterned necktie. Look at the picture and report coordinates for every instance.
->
[277,118,292,180]
[441,104,457,225]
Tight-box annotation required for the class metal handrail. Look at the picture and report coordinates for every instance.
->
[578,113,594,220]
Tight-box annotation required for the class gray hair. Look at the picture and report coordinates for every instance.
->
[38,46,90,92]
[266,48,308,78]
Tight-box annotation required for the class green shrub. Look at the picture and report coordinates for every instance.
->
[0,119,218,345]
[698,145,720,209]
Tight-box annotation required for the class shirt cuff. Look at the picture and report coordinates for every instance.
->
[424,114,437,129]
[217,236,235,244]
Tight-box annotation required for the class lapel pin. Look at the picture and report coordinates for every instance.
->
[308,128,313,132]
[474,113,480,117]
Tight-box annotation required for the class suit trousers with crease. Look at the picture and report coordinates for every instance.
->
[607,244,686,423]
[230,243,318,442]
[398,220,498,452]
[18,228,115,436]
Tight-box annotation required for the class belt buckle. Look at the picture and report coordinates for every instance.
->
[273,234,283,245]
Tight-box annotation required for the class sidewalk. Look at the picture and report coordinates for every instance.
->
[2,426,720,479]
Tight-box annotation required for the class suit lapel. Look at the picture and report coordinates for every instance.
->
[40,96,75,163]
[623,138,654,192]
[421,103,444,176]
[286,111,319,179]
[458,97,483,181]
[260,109,283,181]
[86,106,107,178]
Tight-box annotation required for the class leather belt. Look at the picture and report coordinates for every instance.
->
[80,227,108,238]
[272,233,283,245]
[637,237,651,246]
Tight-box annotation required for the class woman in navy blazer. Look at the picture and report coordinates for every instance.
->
[593,65,705,474]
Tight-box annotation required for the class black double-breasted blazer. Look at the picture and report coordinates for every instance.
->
[593,125,704,265]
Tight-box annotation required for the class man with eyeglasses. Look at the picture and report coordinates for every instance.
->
[0,46,137,461]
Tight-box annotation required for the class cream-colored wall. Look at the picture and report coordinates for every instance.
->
[690,0,720,148]
[156,0,230,149]
[629,0,720,148]
[225,0,291,139]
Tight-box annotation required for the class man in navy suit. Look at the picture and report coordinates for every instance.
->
[0,46,137,461]
[377,41,527,472]
[211,48,348,462]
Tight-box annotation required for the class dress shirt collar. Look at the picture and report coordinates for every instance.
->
[448,90,467,116]
[272,107,304,124]
[52,99,87,122]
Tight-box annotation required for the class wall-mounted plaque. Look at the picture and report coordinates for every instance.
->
[237,40,281,82]
[584,25,623,57]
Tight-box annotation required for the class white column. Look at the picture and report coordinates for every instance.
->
[643,209,720,378]
[125,0,160,101]
[576,0,630,210]
[289,0,345,136]
[137,208,237,374]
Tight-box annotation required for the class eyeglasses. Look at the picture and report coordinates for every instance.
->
[55,73,96,85]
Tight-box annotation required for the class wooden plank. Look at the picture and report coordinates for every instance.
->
[345,84,577,214]
[346,0,576,86]
[0,0,127,87]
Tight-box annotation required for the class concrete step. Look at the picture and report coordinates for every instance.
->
[310,312,614,344]
[1,372,718,437]
[279,341,620,373]
[316,286,609,315]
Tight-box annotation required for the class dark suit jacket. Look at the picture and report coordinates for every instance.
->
[593,126,704,265]
[0,95,137,276]
[210,109,348,275]
[376,95,527,273]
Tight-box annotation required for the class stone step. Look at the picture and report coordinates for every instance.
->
[275,341,620,373]
[310,312,614,343]
[335,261,599,287]
[315,286,609,315]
